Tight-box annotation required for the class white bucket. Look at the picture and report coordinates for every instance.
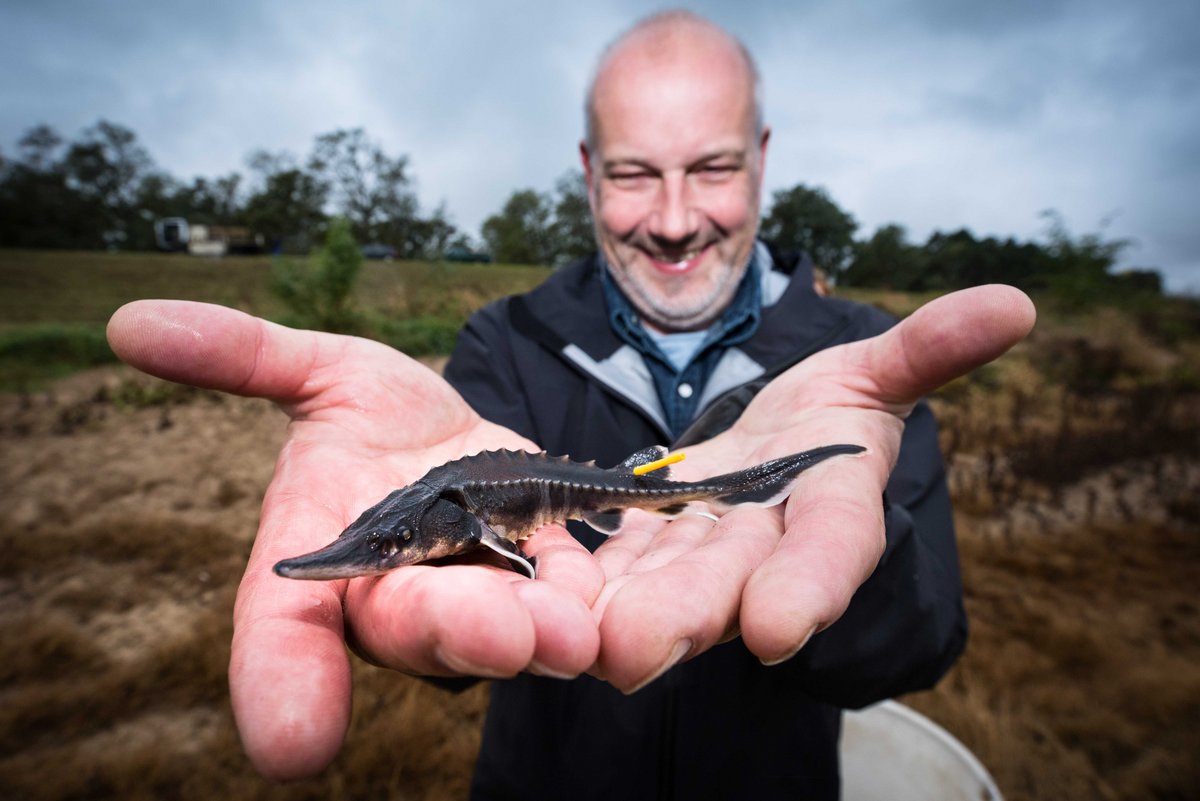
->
[841,700,1003,801]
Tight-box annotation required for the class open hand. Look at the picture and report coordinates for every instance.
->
[107,302,605,779]
[580,285,1035,690]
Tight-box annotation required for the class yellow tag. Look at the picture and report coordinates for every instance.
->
[632,452,686,475]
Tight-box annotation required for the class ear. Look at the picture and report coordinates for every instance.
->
[755,126,771,190]
[579,140,595,192]
[579,140,599,215]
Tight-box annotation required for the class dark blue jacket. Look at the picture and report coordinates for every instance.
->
[443,247,966,801]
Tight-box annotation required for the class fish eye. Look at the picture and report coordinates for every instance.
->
[401,528,413,542]
[380,538,398,559]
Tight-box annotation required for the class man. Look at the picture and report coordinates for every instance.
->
[107,10,1035,800]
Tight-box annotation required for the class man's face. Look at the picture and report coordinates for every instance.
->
[582,36,769,332]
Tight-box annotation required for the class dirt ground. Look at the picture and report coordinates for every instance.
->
[1,366,1197,800]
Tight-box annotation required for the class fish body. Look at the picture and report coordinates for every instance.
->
[273,443,865,580]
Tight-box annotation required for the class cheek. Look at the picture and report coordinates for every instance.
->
[697,182,758,232]
[595,189,650,237]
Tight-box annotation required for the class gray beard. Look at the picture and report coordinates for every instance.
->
[610,258,749,332]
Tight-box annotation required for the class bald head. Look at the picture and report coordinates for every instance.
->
[584,11,763,155]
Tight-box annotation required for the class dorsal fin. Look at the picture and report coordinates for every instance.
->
[618,446,670,476]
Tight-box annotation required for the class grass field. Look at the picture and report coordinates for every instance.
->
[1,249,1198,800]
[0,249,551,389]
[0,249,551,327]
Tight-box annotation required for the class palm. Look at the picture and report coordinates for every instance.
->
[108,302,603,779]
[584,286,1033,688]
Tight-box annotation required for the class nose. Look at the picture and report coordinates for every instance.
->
[648,172,698,245]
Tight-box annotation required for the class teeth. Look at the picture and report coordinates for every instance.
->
[666,251,698,265]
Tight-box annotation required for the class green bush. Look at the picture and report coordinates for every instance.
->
[0,325,116,390]
[272,218,364,333]
[373,315,462,356]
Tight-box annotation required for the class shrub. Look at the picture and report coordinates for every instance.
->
[0,325,116,390]
[271,217,364,333]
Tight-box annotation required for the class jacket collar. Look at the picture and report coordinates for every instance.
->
[521,241,839,363]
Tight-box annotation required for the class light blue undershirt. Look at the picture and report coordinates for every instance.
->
[644,328,709,372]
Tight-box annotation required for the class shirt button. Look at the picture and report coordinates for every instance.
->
[677,383,694,399]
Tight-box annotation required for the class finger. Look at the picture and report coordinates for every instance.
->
[107,299,483,449]
[344,565,537,678]
[508,527,605,678]
[866,284,1036,406]
[739,457,889,664]
[229,498,355,780]
[341,529,604,680]
[521,525,605,608]
[512,579,601,679]
[594,508,781,692]
[107,299,326,401]
[591,514,661,580]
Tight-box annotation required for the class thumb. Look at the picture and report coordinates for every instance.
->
[107,299,324,402]
[866,284,1035,406]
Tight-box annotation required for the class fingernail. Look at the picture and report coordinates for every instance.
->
[434,646,513,679]
[527,660,578,680]
[760,626,817,667]
[623,638,693,695]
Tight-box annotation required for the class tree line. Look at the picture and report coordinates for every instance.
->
[0,120,1163,299]
[760,185,1163,300]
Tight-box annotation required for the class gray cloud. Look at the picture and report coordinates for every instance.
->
[2,0,1196,290]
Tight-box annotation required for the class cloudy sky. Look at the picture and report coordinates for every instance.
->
[3,0,1198,291]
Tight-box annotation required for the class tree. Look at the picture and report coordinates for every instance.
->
[760,184,857,281]
[307,129,418,247]
[244,150,329,253]
[843,224,927,289]
[481,189,554,264]
[0,123,105,249]
[180,173,243,224]
[1037,210,1144,306]
[61,120,155,247]
[550,170,595,266]
[922,229,1044,291]
[17,124,63,169]
[397,203,459,260]
[476,171,595,267]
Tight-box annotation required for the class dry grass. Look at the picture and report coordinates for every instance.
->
[904,317,1200,801]
[906,520,1200,801]
[0,370,490,801]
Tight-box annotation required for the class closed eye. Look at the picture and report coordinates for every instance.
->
[608,170,655,190]
[694,163,739,183]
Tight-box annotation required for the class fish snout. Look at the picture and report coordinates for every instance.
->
[272,526,417,580]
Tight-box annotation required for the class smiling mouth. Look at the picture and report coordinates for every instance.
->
[647,246,705,273]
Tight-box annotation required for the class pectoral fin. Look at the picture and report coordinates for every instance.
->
[583,508,625,534]
[478,524,537,579]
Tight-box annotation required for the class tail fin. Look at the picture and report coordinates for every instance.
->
[707,444,865,510]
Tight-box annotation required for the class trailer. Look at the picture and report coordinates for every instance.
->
[154,218,264,255]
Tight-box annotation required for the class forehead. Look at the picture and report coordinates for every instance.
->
[590,28,757,163]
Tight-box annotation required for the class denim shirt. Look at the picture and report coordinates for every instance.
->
[601,251,764,439]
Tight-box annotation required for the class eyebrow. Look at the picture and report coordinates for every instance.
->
[602,149,748,172]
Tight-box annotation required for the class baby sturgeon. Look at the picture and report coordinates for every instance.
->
[273,443,865,581]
